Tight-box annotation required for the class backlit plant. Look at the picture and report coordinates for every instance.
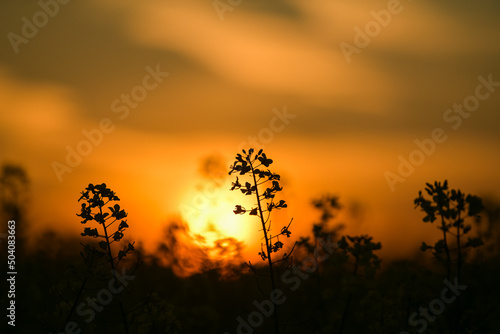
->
[229,148,294,334]
[414,180,483,282]
[77,183,135,333]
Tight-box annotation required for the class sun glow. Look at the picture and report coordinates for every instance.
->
[179,179,257,258]
[187,197,247,245]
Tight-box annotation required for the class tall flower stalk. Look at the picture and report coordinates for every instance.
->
[229,148,294,334]
[414,180,483,282]
[415,180,484,332]
[77,183,135,333]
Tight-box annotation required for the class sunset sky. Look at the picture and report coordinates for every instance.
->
[1,0,499,272]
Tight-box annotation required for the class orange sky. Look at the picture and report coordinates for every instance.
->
[1,0,499,273]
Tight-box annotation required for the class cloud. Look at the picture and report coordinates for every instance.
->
[84,0,398,115]
[0,66,83,161]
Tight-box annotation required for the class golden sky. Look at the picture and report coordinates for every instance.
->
[1,0,499,272]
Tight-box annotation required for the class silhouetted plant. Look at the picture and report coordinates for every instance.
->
[77,183,136,333]
[229,148,294,334]
[305,195,343,264]
[0,163,29,221]
[311,195,341,233]
[338,235,381,278]
[0,164,29,253]
[414,180,483,282]
[337,235,381,334]
[294,195,344,331]
[415,180,484,333]
[296,195,343,285]
[298,195,342,248]
[78,183,135,268]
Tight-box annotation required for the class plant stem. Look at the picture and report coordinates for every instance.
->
[60,245,96,329]
[99,202,130,334]
[456,212,462,284]
[440,215,452,280]
[100,205,116,273]
[61,277,88,331]
[339,294,352,334]
[250,159,280,334]
[456,211,462,332]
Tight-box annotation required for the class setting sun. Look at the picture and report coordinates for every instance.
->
[178,177,258,256]
[182,192,248,246]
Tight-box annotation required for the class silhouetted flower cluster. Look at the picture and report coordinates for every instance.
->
[415,180,484,281]
[338,235,381,277]
[229,148,293,262]
[77,183,134,263]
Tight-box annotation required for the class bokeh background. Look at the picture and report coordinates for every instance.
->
[1,0,499,269]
